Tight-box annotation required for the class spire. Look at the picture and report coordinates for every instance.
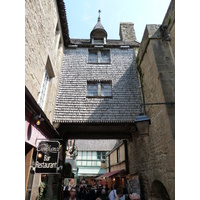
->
[90,10,107,40]
[98,10,101,22]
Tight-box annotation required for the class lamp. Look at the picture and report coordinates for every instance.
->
[135,114,151,136]
[34,114,44,126]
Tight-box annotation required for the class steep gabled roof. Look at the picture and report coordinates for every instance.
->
[75,139,118,151]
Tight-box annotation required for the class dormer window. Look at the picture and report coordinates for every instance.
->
[93,38,104,44]
[90,10,107,45]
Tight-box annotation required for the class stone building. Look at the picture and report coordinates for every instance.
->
[127,0,175,199]
[25,0,175,199]
[54,13,142,140]
[25,0,70,199]
[75,139,117,183]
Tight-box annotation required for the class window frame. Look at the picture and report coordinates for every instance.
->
[97,151,107,161]
[88,49,110,64]
[87,80,112,98]
[38,68,50,109]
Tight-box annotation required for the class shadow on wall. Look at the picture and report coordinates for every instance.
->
[87,59,142,122]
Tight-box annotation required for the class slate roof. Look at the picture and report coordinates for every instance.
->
[70,38,140,47]
[75,139,118,151]
[92,18,106,32]
[56,0,70,46]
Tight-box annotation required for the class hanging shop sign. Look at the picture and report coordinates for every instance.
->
[35,141,60,173]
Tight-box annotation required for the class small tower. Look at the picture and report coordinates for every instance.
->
[90,10,107,44]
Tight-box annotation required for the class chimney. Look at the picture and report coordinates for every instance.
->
[119,22,137,42]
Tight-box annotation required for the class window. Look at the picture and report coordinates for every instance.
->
[88,50,110,63]
[93,38,104,44]
[87,81,112,97]
[88,51,98,63]
[38,69,50,108]
[38,57,54,109]
[97,151,106,160]
[100,51,110,63]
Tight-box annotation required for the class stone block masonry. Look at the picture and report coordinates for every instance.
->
[127,1,175,198]
[25,0,64,123]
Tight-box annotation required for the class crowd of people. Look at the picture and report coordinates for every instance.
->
[63,184,140,200]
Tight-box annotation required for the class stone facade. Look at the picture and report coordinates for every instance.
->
[25,0,64,123]
[127,1,175,199]
[25,0,68,199]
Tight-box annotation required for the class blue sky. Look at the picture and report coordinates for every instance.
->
[64,0,171,42]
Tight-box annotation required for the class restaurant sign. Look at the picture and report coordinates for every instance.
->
[35,141,60,173]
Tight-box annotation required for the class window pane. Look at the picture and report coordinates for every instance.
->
[92,152,97,160]
[92,161,96,166]
[38,69,50,108]
[82,151,87,159]
[87,83,98,96]
[101,83,111,96]
[100,51,110,63]
[77,151,82,159]
[89,51,98,63]
[102,152,106,160]
[77,161,81,165]
[87,161,91,166]
[97,161,101,166]
[97,152,101,159]
[94,38,104,44]
[82,161,86,166]
[87,152,91,159]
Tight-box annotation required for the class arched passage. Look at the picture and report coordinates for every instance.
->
[151,180,170,200]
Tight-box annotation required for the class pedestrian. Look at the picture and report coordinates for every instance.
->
[63,186,70,199]
[129,193,140,200]
[63,187,80,200]
[108,185,117,200]
[115,188,123,200]
[99,189,109,200]
[38,174,46,200]
[105,184,109,196]
[122,188,128,200]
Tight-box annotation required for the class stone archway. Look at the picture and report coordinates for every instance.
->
[151,180,170,200]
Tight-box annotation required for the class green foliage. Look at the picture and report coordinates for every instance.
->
[168,18,171,26]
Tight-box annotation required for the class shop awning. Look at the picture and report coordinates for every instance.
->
[96,169,126,179]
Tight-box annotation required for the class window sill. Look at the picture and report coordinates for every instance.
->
[86,96,113,99]
[87,62,111,65]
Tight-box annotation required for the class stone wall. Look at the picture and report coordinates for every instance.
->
[25,0,65,199]
[25,0,64,123]
[120,23,137,42]
[127,1,175,199]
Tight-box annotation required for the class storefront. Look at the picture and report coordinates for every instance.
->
[25,87,63,200]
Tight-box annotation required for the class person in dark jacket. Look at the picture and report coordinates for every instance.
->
[63,187,80,200]
[99,189,109,200]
